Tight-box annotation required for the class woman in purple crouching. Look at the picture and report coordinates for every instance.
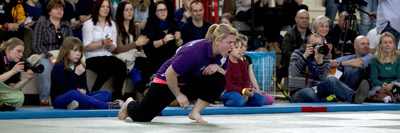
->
[118,24,238,123]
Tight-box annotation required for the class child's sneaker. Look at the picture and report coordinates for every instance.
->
[67,100,79,110]
[109,99,124,109]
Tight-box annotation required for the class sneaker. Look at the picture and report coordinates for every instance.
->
[109,99,124,109]
[326,94,337,102]
[67,100,79,110]
[40,100,49,106]
[354,79,369,104]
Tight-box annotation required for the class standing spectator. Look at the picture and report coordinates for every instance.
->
[32,0,73,105]
[118,24,238,123]
[180,1,211,45]
[359,0,378,36]
[143,1,182,74]
[278,9,311,82]
[373,0,400,45]
[174,0,193,28]
[0,38,34,111]
[82,0,127,100]
[324,0,346,29]
[132,0,150,31]
[51,37,123,110]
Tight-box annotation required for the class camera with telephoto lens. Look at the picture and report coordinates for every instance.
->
[312,43,329,56]
[23,61,44,73]
[392,82,400,103]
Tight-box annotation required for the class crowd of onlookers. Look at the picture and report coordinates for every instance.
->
[0,0,399,114]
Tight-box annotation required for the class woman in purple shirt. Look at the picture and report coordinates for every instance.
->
[118,24,238,123]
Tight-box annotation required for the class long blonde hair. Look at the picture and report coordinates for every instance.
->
[375,32,398,64]
[205,24,238,43]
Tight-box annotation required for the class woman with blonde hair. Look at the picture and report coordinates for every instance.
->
[0,38,34,111]
[118,24,238,123]
[311,15,334,58]
[369,32,400,103]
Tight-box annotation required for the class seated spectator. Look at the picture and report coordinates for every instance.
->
[0,0,34,59]
[180,1,211,45]
[131,0,150,31]
[174,0,193,28]
[327,11,358,57]
[368,32,400,103]
[143,1,182,74]
[76,0,94,23]
[32,0,73,105]
[312,15,334,59]
[222,37,266,107]
[51,37,123,110]
[278,9,311,83]
[330,36,373,90]
[289,33,369,103]
[238,34,274,105]
[115,1,152,96]
[368,27,400,54]
[0,38,34,111]
[82,0,127,100]
[23,0,43,23]
[219,12,234,27]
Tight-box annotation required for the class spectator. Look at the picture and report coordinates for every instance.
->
[115,1,151,96]
[372,0,400,45]
[311,15,334,59]
[219,12,234,27]
[51,37,124,110]
[131,0,150,31]
[142,1,182,74]
[0,0,34,59]
[358,0,377,36]
[180,1,211,45]
[32,0,73,105]
[82,0,127,100]
[330,36,373,90]
[238,34,274,105]
[327,11,358,57]
[0,38,34,111]
[118,24,238,123]
[278,9,311,83]
[174,0,193,28]
[288,33,369,103]
[368,32,400,103]
[222,37,266,107]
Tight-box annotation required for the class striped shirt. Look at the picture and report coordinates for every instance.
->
[32,18,72,58]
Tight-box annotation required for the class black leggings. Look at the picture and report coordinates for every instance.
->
[127,72,226,122]
[86,56,127,100]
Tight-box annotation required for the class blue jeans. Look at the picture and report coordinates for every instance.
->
[325,0,346,29]
[222,91,266,107]
[340,67,367,90]
[291,77,355,103]
[382,23,400,46]
[359,0,378,36]
[36,58,52,101]
[53,90,112,109]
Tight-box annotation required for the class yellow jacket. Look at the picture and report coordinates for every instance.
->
[0,0,26,30]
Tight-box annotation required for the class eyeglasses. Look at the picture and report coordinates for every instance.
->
[297,17,309,20]
[156,8,167,13]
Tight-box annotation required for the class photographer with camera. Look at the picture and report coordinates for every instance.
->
[327,11,359,58]
[0,38,35,111]
[289,33,369,103]
[330,36,373,90]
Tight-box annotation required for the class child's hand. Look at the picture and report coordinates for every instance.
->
[74,64,85,76]
[245,88,254,97]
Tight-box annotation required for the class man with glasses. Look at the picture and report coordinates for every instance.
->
[278,9,312,83]
[180,1,211,45]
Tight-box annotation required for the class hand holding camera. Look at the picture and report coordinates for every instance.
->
[23,60,44,73]
[11,62,25,74]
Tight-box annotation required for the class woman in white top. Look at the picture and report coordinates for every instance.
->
[82,0,126,100]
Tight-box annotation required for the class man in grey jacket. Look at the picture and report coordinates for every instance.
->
[288,33,369,103]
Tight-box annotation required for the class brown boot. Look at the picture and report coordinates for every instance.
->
[273,42,282,54]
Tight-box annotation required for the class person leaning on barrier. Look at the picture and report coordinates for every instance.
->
[288,33,369,103]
